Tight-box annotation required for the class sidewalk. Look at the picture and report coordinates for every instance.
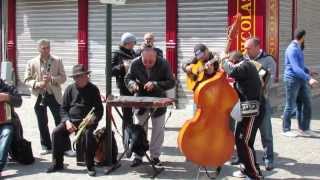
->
[2,97,320,180]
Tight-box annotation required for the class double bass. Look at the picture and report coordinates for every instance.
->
[178,13,241,167]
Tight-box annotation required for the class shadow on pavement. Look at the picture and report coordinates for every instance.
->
[5,157,50,179]
[254,150,320,179]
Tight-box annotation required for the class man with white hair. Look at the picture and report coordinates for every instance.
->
[112,32,138,144]
[24,39,72,156]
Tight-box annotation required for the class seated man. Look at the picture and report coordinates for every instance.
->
[125,45,175,167]
[46,64,103,176]
[0,79,22,177]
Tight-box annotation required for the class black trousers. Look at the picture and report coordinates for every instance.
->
[120,89,134,144]
[34,94,71,150]
[235,99,265,179]
[52,122,97,169]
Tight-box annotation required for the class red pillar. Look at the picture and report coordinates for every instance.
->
[292,0,298,39]
[7,0,16,73]
[166,0,177,77]
[78,0,88,69]
[0,1,2,63]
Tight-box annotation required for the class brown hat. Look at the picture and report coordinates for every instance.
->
[69,64,91,77]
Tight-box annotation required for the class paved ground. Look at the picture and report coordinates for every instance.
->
[1,96,320,180]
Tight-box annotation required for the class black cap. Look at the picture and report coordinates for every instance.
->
[294,29,306,40]
[194,44,208,59]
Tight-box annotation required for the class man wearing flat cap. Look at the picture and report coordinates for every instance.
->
[46,64,103,176]
[112,32,137,145]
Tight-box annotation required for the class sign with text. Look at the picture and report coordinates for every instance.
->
[99,0,126,5]
[228,0,265,52]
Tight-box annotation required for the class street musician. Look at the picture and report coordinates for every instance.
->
[125,44,175,167]
[46,64,103,177]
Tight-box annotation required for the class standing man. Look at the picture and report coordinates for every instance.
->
[0,79,22,177]
[24,39,72,155]
[223,52,265,180]
[125,45,175,167]
[112,32,137,144]
[136,32,163,58]
[244,37,276,171]
[46,64,103,176]
[282,29,318,137]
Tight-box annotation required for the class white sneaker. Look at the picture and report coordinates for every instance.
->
[232,170,245,178]
[301,130,319,137]
[64,150,76,157]
[297,130,311,137]
[281,131,298,137]
[40,149,52,155]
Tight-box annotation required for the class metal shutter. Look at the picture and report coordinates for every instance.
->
[297,1,320,71]
[177,0,227,108]
[279,0,292,78]
[88,0,166,95]
[16,0,78,89]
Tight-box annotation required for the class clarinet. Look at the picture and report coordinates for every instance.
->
[39,63,51,106]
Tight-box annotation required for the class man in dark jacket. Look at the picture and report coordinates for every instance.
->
[0,79,22,177]
[46,64,103,176]
[112,32,137,143]
[136,32,163,58]
[223,52,265,180]
[125,45,175,167]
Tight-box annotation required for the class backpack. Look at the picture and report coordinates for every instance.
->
[94,127,118,165]
[9,112,35,165]
[124,124,149,158]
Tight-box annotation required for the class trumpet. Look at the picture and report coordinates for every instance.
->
[72,107,96,150]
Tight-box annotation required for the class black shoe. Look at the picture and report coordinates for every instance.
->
[151,157,161,166]
[231,157,240,165]
[131,158,143,167]
[46,164,63,173]
[87,167,96,177]
[265,160,274,171]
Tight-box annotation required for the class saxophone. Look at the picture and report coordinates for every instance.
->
[72,107,96,150]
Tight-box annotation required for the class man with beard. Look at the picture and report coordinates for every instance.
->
[282,29,318,137]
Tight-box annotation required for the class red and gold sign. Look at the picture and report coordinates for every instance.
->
[228,0,266,52]
[266,0,279,80]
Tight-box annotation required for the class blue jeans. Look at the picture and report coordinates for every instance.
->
[259,99,274,162]
[296,82,312,131]
[282,77,311,131]
[0,124,13,172]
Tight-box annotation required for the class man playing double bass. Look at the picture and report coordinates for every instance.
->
[223,51,265,180]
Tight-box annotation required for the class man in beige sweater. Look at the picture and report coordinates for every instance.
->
[24,39,72,156]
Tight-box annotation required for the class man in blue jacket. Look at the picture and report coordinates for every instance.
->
[282,29,318,137]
